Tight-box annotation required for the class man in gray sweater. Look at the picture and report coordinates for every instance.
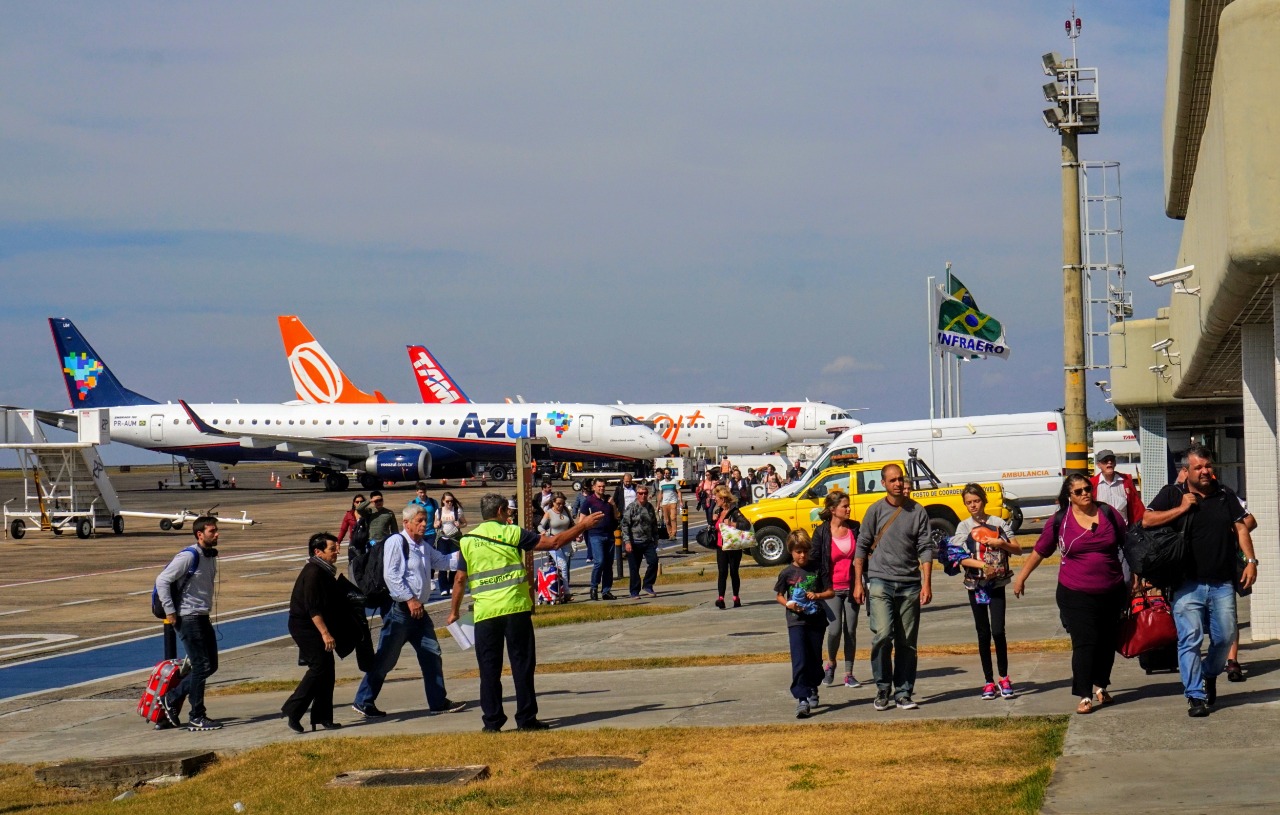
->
[853,463,934,712]
[155,516,222,731]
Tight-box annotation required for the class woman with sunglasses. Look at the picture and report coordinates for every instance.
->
[337,494,366,544]
[1013,474,1128,715]
[435,492,466,596]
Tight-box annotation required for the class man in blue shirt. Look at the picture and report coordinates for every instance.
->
[582,478,618,600]
[351,504,466,718]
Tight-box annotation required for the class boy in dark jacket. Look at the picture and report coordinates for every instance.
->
[774,530,834,719]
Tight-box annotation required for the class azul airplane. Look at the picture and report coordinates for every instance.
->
[48,318,670,491]
[276,317,789,455]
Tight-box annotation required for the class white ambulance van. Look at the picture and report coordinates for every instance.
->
[774,412,1066,531]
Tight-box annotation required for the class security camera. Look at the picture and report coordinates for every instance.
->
[1151,338,1174,352]
[1149,266,1194,286]
[1095,380,1109,391]
[1149,364,1168,374]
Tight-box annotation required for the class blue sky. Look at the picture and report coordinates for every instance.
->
[1,2,1180,463]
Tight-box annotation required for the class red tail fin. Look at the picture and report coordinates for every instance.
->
[406,345,471,404]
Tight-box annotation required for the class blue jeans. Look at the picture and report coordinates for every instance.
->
[168,614,218,720]
[353,604,449,710]
[549,546,572,594]
[1171,579,1236,701]
[867,578,921,699]
[587,531,614,592]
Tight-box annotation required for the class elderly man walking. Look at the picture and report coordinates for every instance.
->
[351,503,465,718]
[853,463,935,712]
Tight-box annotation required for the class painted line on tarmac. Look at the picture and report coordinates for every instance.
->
[0,609,30,617]
[240,572,272,579]
[125,590,151,596]
[58,599,102,607]
[0,546,304,590]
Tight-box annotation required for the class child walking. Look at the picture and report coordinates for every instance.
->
[949,483,1022,699]
[774,530,835,718]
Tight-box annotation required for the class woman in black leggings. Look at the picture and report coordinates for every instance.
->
[712,484,752,608]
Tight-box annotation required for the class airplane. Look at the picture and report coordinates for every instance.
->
[275,319,790,454]
[278,315,389,404]
[46,318,672,491]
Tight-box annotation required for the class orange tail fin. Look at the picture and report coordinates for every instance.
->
[278,315,390,404]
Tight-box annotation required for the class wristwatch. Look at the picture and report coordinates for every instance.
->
[1245,558,1260,565]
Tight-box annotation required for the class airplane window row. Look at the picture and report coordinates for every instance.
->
[190,416,591,429]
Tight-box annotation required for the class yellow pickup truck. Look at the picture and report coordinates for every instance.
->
[737,454,1010,566]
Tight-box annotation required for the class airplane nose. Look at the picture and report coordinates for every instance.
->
[767,427,789,447]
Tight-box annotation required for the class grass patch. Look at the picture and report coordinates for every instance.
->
[459,638,1071,678]
[6,719,1067,815]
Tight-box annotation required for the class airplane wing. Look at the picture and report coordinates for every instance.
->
[178,401,422,464]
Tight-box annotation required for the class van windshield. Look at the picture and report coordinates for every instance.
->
[793,445,856,490]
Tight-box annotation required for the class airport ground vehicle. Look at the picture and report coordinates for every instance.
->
[737,452,1010,567]
[772,412,1064,532]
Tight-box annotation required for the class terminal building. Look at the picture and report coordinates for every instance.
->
[1109,0,1280,640]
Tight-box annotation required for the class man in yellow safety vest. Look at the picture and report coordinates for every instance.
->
[447,493,602,732]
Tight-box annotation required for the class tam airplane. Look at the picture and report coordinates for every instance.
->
[46,318,670,491]
[275,319,789,454]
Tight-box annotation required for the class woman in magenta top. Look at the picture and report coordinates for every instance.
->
[810,490,861,688]
[1013,473,1127,714]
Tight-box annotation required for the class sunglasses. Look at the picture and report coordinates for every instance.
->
[1070,487,1093,497]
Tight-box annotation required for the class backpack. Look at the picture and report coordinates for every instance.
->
[357,533,411,609]
[350,515,371,552]
[151,546,200,619]
[1122,495,1194,589]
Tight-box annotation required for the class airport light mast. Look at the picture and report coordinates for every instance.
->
[1040,13,1099,476]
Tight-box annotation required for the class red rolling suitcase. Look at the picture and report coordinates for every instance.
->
[138,659,185,724]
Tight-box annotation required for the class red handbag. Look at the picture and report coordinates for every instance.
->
[1117,589,1177,658]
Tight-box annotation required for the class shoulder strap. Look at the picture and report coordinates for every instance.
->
[463,532,522,550]
[869,503,904,554]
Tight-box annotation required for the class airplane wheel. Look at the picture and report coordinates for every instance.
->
[113,515,125,534]
[358,473,380,491]
[9,519,24,539]
[76,517,93,539]
[160,518,174,531]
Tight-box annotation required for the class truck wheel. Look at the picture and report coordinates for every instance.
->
[1004,501,1024,534]
[9,519,24,539]
[113,515,125,535]
[160,518,174,531]
[752,525,789,567]
[489,465,507,481]
[571,480,583,493]
[927,516,957,550]
[76,517,93,539]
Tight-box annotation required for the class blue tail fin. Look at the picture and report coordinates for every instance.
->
[49,317,158,408]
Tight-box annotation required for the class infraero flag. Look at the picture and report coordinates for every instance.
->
[934,279,1010,360]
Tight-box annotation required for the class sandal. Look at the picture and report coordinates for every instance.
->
[1093,689,1113,706]
[1226,659,1246,683]
[1076,698,1093,715]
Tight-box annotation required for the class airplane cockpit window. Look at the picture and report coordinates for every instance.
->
[744,420,765,428]
[611,416,639,426]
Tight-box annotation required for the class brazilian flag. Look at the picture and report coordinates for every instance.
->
[935,282,1010,360]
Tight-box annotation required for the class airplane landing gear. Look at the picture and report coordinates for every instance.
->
[323,472,350,492]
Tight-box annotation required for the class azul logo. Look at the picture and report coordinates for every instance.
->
[288,341,344,403]
[410,348,465,404]
[750,406,801,429]
[459,412,539,440]
[545,411,572,439]
[63,353,104,401]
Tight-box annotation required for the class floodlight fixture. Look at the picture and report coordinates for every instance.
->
[1149,265,1194,286]
[1042,81,1064,102]
[1042,52,1064,76]
[1042,107,1065,129]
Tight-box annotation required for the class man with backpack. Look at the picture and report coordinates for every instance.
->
[354,490,399,616]
[1143,445,1258,717]
[351,503,465,718]
[153,516,222,731]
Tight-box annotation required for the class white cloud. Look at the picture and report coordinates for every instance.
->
[821,356,884,375]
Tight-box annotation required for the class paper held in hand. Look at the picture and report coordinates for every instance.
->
[447,614,476,651]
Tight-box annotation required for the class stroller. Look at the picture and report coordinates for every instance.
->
[535,556,564,605]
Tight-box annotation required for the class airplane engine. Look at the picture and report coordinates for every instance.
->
[365,449,431,483]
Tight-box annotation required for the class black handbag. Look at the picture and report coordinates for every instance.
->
[1122,514,1190,589]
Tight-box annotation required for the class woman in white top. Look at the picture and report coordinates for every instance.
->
[435,491,466,596]
[657,468,682,540]
[539,491,576,601]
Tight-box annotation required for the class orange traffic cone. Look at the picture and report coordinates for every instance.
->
[275,476,282,489]
[461,478,468,487]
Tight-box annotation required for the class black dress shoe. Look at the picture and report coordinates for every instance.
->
[312,721,343,731]
[601,592,617,600]
[285,717,304,734]
[1188,698,1210,717]
[590,589,599,601]
[517,719,551,731]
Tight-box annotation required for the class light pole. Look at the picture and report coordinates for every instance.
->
[1041,15,1099,476]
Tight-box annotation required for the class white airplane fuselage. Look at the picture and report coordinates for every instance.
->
[622,404,789,454]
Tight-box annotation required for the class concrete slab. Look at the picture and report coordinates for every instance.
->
[34,751,216,789]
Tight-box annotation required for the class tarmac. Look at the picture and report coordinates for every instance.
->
[1,549,1276,814]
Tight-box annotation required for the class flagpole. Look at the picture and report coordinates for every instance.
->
[944,262,955,417]
[927,276,936,420]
